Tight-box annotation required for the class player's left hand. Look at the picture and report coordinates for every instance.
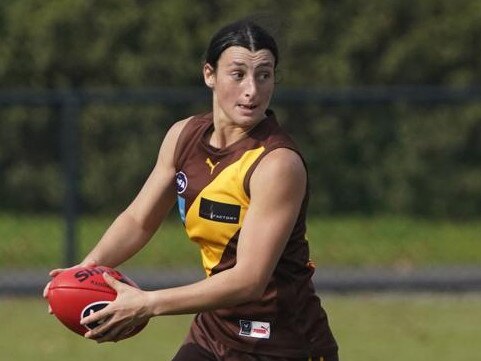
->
[81,272,151,343]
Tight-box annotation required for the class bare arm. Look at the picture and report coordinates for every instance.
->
[44,118,189,313]
[81,119,188,267]
[83,148,307,341]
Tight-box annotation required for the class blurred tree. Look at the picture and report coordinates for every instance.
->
[0,0,480,217]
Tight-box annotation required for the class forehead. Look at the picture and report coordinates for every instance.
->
[218,46,275,68]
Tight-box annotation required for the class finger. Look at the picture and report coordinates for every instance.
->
[84,316,117,341]
[80,307,111,329]
[90,323,133,343]
[43,281,51,298]
[49,261,96,278]
[103,272,122,290]
[117,325,138,341]
[80,260,97,268]
[42,282,54,314]
[91,326,122,343]
[49,268,66,277]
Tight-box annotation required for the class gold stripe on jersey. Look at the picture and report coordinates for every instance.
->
[185,146,265,276]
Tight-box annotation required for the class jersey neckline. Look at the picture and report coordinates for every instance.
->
[199,109,275,156]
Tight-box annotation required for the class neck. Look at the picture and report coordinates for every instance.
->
[209,97,260,148]
[209,117,253,149]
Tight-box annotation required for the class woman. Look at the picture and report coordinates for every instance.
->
[45,19,339,361]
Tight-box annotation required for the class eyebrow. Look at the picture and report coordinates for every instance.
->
[229,60,274,68]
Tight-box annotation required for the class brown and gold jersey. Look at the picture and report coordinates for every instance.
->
[173,110,338,358]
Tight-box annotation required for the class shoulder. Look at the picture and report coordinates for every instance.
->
[251,148,306,192]
[166,112,213,148]
[156,116,195,165]
[247,148,307,219]
[159,115,197,152]
[164,116,194,142]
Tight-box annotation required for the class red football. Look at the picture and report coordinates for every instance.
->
[47,265,148,338]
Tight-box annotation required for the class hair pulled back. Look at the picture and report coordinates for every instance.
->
[205,19,279,69]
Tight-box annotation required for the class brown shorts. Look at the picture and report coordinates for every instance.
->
[172,315,339,361]
[171,342,338,361]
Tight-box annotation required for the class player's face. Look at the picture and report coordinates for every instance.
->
[204,46,276,127]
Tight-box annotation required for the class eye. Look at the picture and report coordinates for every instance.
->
[231,71,244,80]
[257,71,273,81]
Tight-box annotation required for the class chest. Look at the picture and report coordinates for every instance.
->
[175,147,265,246]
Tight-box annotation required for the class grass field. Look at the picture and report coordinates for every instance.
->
[2,213,481,360]
[2,294,480,361]
[2,213,481,268]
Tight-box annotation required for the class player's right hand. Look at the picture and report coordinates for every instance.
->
[43,261,97,314]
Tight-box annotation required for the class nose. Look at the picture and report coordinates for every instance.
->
[243,75,258,98]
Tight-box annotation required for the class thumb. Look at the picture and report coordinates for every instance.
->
[82,260,97,268]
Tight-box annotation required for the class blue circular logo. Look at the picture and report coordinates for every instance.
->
[176,171,188,194]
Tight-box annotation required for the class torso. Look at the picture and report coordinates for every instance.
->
[173,110,338,358]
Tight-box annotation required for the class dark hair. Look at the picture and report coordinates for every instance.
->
[205,19,279,69]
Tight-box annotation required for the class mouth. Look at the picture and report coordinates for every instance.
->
[238,103,257,110]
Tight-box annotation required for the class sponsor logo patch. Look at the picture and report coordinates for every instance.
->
[176,171,188,194]
[199,197,240,224]
[239,320,271,339]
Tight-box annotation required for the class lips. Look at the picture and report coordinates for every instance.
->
[238,103,257,110]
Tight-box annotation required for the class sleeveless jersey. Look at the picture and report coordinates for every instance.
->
[173,110,338,358]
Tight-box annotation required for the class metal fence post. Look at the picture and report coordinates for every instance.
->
[60,92,81,267]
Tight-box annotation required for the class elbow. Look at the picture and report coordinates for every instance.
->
[247,286,266,302]
[239,277,268,303]
[229,265,270,304]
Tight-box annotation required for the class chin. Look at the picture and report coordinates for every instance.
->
[235,108,268,123]
[235,114,264,127]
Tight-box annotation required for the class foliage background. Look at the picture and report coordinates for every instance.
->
[1,0,481,217]
[1,4,480,360]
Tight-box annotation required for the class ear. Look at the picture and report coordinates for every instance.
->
[203,63,215,89]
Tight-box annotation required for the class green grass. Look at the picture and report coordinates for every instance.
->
[308,216,481,267]
[2,294,480,361]
[1,213,481,268]
[1,297,191,361]
[326,293,481,360]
